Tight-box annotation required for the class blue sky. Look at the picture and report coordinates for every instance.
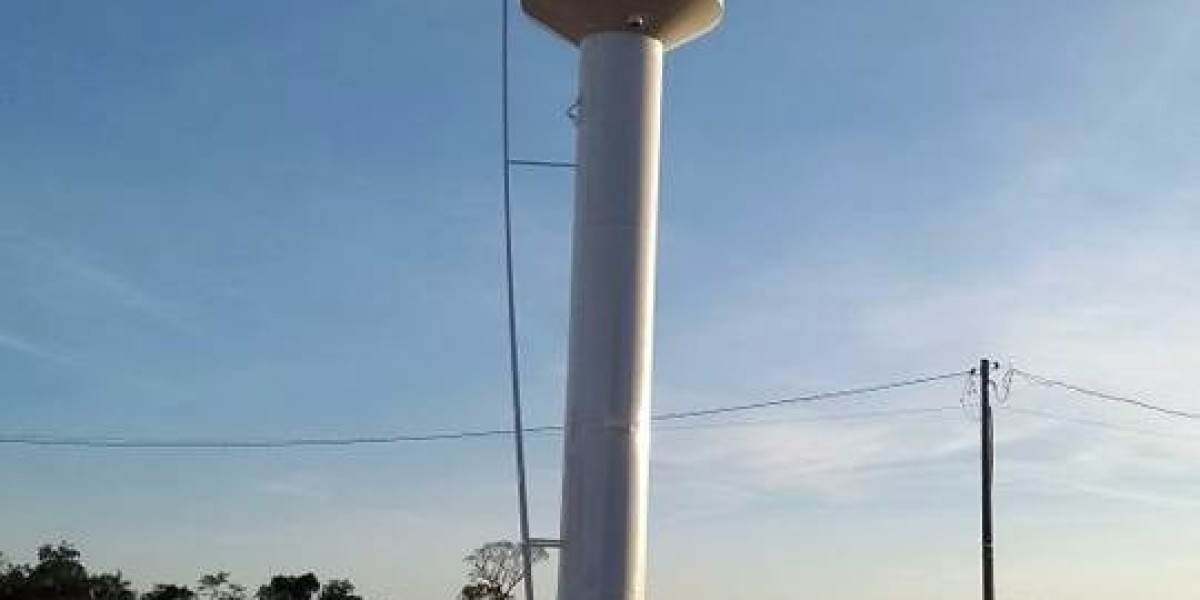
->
[2,1,1198,598]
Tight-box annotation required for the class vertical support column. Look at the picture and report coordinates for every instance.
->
[557,31,664,600]
[980,359,995,600]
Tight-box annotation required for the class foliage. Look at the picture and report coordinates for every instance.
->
[145,584,198,600]
[317,579,362,600]
[0,540,534,600]
[0,542,134,600]
[0,545,360,600]
[0,553,30,600]
[458,582,506,600]
[198,571,247,600]
[89,571,137,600]
[256,573,321,600]
[459,541,549,600]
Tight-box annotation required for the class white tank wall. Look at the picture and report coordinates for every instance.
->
[556,30,664,600]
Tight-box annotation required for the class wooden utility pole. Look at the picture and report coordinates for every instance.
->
[980,359,995,600]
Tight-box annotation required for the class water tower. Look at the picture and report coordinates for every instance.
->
[521,2,723,600]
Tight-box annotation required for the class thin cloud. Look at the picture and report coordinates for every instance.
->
[655,417,982,504]
[3,232,198,333]
[1003,464,1200,511]
[254,472,330,501]
[0,328,73,366]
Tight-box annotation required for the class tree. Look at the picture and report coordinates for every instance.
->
[37,542,82,565]
[0,541,134,600]
[1,545,379,600]
[459,541,548,600]
[0,553,30,600]
[88,571,136,600]
[144,584,198,600]
[198,572,247,600]
[458,582,504,600]
[256,573,320,600]
[317,579,361,600]
[23,541,90,599]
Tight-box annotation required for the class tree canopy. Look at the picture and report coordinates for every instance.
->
[0,542,133,600]
[459,541,549,600]
[318,579,363,600]
[2,539,539,600]
[0,544,370,600]
[144,584,198,600]
[256,574,321,600]
[198,571,247,600]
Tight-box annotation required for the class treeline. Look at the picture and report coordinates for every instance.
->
[1,540,542,600]
[0,542,362,600]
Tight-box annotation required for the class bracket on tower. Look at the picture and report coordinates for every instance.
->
[526,537,564,550]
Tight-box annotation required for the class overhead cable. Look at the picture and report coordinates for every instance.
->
[1011,369,1200,421]
[0,370,970,449]
[651,370,970,422]
[999,405,1200,440]
[654,405,965,432]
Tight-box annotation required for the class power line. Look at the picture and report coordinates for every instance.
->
[651,370,970,422]
[1010,369,1200,421]
[999,405,1200,441]
[0,427,564,449]
[0,370,970,449]
[653,405,965,432]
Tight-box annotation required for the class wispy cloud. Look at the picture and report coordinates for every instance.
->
[650,211,1200,516]
[2,232,198,333]
[0,328,73,366]
[655,415,1004,507]
[1052,478,1200,510]
[1003,446,1200,511]
[254,472,330,501]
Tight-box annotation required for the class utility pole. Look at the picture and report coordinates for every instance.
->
[980,359,995,600]
[520,2,723,600]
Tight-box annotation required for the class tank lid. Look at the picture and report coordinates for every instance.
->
[522,0,723,50]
